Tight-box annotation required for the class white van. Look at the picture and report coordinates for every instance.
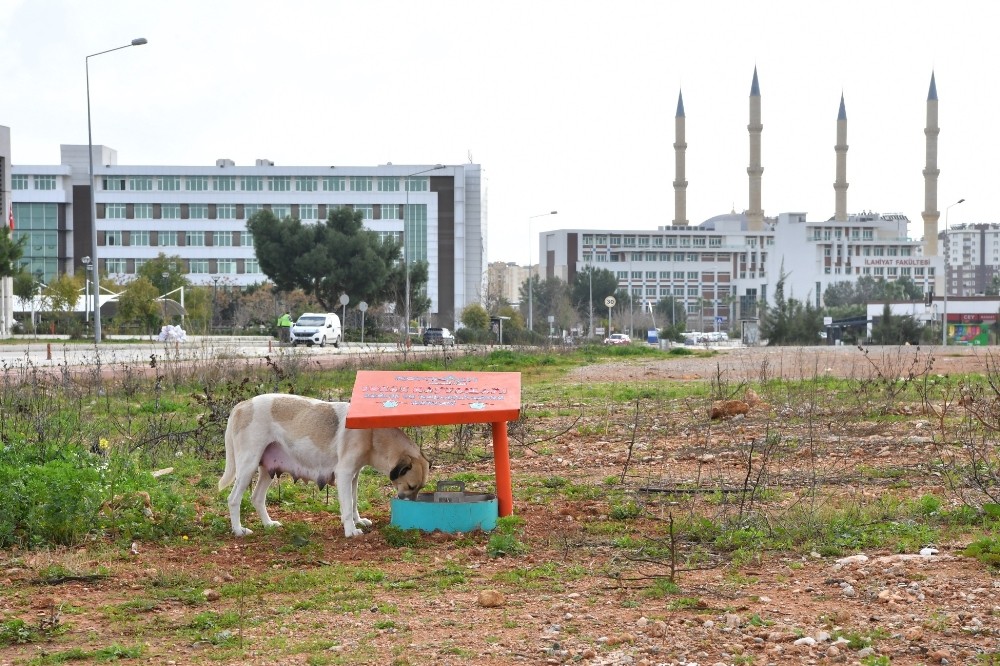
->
[290,312,342,348]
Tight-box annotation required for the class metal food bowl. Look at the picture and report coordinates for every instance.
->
[391,481,498,533]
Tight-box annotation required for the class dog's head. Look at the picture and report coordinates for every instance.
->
[389,453,430,500]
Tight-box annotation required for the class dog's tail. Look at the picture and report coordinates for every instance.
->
[218,407,239,491]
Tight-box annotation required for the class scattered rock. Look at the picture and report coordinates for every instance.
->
[477,589,504,608]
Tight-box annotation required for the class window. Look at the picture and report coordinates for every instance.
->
[217,204,236,219]
[134,258,148,273]
[241,176,263,191]
[161,205,181,219]
[693,237,706,247]
[189,260,208,274]
[103,177,125,191]
[159,176,180,191]
[323,176,345,191]
[35,175,57,190]
[106,230,123,246]
[377,177,399,192]
[187,231,205,246]
[665,237,676,246]
[129,177,152,191]
[645,253,657,261]
[645,271,657,279]
[687,271,698,280]
[134,204,152,219]
[296,177,317,192]
[106,203,127,219]
[240,231,254,247]
[630,271,642,280]
[189,204,208,219]
[131,230,150,246]
[354,204,373,219]
[350,176,372,192]
[405,177,428,192]
[215,176,236,191]
[186,176,208,191]
[638,236,650,247]
[218,260,236,274]
[709,237,722,247]
[214,231,232,247]
[106,258,126,274]
[299,204,318,220]
[687,287,699,296]
[271,205,290,220]
[244,204,262,219]
[11,175,28,189]
[595,235,607,245]
[382,204,400,219]
[269,176,290,192]
[623,236,636,247]
[245,258,260,274]
[158,231,178,246]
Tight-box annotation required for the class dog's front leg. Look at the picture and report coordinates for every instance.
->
[250,466,282,529]
[336,471,364,537]
[351,470,372,528]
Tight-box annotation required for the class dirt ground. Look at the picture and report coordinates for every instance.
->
[2,345,999,666]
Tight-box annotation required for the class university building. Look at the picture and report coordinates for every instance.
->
[5,136,484,330]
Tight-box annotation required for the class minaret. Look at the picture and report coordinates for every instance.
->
[673,90,689,226]
[922,72,940,257]
[747,67,764,231]
[833,93,849,222]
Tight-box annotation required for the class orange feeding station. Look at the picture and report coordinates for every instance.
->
[345,370,521,517]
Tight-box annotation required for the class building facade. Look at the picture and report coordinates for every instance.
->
[10,143,485,329]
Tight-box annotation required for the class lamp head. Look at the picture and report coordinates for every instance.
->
[131,38,148,46]
[957,198,965,204]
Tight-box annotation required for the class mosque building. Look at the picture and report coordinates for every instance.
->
[538,69,963,335]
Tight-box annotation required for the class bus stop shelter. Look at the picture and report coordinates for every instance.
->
[345,370,521,517]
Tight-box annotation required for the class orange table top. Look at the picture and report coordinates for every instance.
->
[345,370,521,428]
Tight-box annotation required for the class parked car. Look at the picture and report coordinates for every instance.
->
[604,333,631,345]
[422,327,456,346]
[290,313,342,347]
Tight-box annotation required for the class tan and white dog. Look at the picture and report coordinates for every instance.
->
[219,394,429,537]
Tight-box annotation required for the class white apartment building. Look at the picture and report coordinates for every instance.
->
[9,142,485,328]
[540,210,935,330]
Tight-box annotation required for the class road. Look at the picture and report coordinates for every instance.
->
[0,335,443,370]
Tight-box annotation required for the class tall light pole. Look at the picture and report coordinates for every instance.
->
[87,37,148,344]
[528,211,557,333]
[587,258,594,338]
[81,256,91,324]
[403,165,445,343]
[211,275,220,332]
[941,198,966,346]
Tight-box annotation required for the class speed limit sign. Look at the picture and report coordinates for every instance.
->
[604,296,616,308]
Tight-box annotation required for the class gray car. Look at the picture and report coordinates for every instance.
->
[422,327,456,346]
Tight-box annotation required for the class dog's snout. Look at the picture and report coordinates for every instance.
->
[397,488,419,500]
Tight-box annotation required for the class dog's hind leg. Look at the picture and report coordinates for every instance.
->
[250,466,282,530]
[227,466,257,537]
[351,470,372,528]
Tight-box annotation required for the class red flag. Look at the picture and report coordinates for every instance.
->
[7,203,12,231]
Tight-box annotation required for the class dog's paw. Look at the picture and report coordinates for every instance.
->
[233,527,254,537]
[263,520,283,529]
[344,526,364,538]
[356,517,373,528]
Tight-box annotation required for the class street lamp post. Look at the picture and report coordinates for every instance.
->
[528,211,558,333]
[211,275,220,332]
[403,165,445,343]
[87,37,148,344]
[941,198,966,346]
[587,260,594,338]
[81,256,91,324]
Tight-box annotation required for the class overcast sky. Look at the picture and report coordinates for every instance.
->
[3,0,997,265]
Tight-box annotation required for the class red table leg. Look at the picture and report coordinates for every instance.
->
[491,421,514,517]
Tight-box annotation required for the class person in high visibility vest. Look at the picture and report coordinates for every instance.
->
[277,312,293,343]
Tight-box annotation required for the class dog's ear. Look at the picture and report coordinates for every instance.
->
[389,457,413,481]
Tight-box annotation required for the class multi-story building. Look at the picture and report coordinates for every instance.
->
[9,142,485,329]
[944,223,1000,296]
[541,209,930,331]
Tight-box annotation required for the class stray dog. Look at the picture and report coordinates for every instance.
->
[218,394,429,537]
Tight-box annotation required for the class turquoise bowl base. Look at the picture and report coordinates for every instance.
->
[391,495,498,533]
